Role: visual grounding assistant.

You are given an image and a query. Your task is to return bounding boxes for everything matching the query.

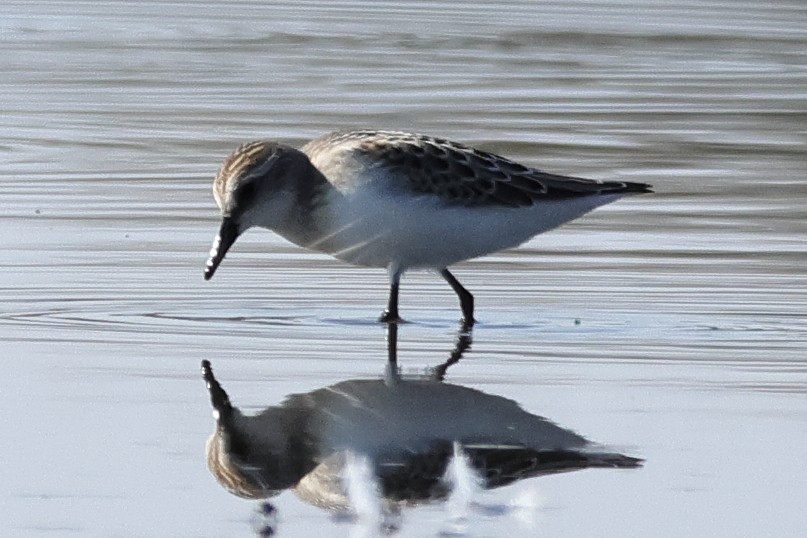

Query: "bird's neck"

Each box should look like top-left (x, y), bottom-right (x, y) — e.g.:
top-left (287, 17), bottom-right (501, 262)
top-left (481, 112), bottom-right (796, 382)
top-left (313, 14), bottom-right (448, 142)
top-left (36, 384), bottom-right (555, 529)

top-left (273, 160), bottom-right (341, 247)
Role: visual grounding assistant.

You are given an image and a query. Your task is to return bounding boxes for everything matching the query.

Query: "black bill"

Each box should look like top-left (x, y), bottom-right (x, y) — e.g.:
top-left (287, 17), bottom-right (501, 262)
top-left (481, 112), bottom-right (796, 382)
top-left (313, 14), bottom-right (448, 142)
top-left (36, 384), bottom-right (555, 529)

top-left (204, 217), bottom-right (239, 280)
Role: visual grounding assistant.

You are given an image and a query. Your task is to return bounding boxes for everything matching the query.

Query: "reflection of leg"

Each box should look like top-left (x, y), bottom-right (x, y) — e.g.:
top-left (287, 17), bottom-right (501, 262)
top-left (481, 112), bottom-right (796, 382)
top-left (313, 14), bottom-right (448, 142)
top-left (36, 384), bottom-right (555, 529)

top-left (380, 501), bottom-right (402, 535)
top-left (386, 322), bottom-right (398, 367)
top-left (384, 322), bottom-right (400, 386)
top-left (440, 268), bottom-right (475, 326)
top-left (379, 267), bottom-right (403, 323)
top-left (431, 321), bottom-right (473, 382)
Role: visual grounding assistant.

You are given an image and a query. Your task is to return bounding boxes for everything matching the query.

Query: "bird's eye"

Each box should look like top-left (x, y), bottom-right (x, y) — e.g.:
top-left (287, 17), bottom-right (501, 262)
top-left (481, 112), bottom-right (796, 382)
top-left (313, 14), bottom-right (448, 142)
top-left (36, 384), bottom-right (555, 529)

top-left (237, 182), bottom-right (257, 204)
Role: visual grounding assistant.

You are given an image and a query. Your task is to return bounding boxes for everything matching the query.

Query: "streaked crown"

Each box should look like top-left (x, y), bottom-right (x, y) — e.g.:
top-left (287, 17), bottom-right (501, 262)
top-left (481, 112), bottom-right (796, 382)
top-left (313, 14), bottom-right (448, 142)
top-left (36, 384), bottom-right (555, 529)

top-left (213, 141), bottom-right (279, 213)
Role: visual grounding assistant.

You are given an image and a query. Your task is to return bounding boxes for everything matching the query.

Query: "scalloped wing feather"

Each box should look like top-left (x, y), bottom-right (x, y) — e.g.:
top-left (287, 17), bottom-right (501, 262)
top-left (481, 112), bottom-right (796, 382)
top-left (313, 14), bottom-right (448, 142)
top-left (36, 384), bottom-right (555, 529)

top-left (303, 130), bottom-right (651, 208)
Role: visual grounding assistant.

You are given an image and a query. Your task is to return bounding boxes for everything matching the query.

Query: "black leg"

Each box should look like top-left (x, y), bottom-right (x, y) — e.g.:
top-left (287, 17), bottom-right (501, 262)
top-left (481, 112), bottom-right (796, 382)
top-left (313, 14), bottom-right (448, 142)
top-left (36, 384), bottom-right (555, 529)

top-left (440, 268), bottom-right (475, 327)
top-left (379, 270), bottom-right (403, 323)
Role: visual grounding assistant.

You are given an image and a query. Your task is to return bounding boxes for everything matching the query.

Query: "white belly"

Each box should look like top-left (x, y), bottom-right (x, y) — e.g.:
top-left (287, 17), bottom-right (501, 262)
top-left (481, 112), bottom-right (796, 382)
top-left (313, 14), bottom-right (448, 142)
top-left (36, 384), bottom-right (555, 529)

top-left (299, 188), bottom-right (621, 270)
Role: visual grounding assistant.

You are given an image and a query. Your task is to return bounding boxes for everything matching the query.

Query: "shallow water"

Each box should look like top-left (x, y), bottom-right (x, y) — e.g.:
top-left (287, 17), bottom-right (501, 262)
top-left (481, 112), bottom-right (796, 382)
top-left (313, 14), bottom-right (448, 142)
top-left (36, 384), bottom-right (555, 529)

top-left (1, 1), bottom-right (806, 536)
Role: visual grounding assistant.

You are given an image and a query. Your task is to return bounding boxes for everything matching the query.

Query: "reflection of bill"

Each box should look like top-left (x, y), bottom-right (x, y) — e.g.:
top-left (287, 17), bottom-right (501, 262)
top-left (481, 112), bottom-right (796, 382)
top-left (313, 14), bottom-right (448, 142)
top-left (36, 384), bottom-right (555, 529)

top-left (201, 360), bottom-right (642, 510)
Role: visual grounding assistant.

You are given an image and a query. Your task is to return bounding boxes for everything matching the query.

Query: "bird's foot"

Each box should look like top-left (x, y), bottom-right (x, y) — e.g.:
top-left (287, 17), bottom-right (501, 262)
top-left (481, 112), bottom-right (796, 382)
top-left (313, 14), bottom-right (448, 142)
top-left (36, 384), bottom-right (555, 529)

top-left (459, 317), bottom-right (476, 333)
top-left (379, 310), bottom-right (406, 324)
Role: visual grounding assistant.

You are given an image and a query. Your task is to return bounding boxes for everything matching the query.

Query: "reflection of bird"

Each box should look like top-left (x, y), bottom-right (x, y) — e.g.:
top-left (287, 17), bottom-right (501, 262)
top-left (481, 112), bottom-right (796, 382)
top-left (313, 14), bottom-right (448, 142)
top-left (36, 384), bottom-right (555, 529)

top-left (203, 130), bottom-right (652, 325)
top-left (202, 360), bottom-right (642, 507)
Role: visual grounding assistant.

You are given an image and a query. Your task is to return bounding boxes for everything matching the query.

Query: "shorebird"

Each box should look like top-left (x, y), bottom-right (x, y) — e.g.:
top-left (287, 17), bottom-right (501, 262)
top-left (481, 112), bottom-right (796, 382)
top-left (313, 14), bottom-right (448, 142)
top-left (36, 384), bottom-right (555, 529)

top-left (203, 130), bottom-right (651, 324)
top-left (201, 360), bottom-right (642, 505)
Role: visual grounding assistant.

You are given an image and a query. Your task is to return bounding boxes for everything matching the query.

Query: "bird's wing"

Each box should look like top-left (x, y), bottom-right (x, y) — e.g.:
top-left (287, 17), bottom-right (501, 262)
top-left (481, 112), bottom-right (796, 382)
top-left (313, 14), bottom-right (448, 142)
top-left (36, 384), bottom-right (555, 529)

top-left (304, 130), bottom-right (651, 208)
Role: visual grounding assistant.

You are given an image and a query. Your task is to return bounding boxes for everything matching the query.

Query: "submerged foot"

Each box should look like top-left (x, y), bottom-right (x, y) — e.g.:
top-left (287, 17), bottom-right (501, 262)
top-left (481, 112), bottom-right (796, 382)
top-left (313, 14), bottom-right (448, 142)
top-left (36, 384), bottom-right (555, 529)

top-left (459, 316), bottom-right (476, 332)
top-left (379, 310), bottom-right (406, 324)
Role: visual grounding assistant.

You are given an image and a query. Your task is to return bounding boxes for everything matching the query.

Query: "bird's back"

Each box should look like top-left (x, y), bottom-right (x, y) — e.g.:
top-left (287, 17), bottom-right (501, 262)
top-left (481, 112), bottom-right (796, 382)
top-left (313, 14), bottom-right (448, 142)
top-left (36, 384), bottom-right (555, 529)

top-left (302, 129), bottom-right (651, 206)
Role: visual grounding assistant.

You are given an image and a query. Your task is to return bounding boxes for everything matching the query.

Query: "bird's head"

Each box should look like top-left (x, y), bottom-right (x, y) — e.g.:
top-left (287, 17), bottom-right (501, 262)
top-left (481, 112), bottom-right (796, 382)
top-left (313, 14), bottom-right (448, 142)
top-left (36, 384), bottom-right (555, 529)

top-left (204, 141), bottom-right (304, 280)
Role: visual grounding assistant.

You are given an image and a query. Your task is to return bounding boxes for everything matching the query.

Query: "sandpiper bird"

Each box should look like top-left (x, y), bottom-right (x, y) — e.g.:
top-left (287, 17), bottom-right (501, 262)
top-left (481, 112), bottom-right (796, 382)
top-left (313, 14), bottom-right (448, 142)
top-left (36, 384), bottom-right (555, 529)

top-left (201, 360), bottom-right (642, 505)
top-left (204, 130), bottom-right (652, 324)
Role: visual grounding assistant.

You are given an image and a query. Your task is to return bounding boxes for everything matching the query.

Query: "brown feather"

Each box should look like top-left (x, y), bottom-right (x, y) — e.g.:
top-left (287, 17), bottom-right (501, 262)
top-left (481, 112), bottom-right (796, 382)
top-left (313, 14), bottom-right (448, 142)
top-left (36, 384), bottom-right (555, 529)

top-left (305, 130), bottom-right (651, 208)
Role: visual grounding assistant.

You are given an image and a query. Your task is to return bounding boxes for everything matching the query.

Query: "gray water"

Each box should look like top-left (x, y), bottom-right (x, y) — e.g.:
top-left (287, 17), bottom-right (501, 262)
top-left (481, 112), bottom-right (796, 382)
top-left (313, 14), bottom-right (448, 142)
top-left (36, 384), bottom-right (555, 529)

top-left (2, 0), bottom-right (806, 536)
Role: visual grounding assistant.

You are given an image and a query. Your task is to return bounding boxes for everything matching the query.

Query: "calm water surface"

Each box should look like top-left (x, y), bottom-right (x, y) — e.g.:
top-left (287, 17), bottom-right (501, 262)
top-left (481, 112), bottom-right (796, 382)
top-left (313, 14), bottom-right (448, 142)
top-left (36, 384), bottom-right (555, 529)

top-left (1, 1), bottom-right (806, 536)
